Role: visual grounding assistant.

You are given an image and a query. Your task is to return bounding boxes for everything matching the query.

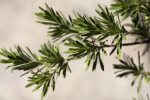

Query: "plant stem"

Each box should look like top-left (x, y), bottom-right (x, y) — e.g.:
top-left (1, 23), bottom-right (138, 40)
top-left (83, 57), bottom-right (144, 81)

top-left (126, 32), bottom-right (150, 38)
top-left (66, 39), bottom-right (150, 62)
top-left (101, 39), bottom-right (150, 48)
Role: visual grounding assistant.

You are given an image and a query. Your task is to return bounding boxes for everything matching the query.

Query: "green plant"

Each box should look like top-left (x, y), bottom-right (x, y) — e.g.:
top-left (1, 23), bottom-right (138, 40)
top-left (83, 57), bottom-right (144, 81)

top-left (0, 0), bottom-right (150, 99)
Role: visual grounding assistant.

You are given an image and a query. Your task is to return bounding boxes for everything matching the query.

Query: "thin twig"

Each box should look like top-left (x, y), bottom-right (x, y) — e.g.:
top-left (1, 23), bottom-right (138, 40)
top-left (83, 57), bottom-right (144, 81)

top-left (101, 39), bottom-right (150, 48)
top-left (126, 32), bottom-right (150, 38)
top-left (66, 39), bottom-right (150, 62)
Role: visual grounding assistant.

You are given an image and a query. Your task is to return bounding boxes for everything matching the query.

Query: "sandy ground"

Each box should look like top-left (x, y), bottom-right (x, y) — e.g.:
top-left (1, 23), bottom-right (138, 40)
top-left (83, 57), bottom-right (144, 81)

top-left (0, 0), bottom-right (150, 100)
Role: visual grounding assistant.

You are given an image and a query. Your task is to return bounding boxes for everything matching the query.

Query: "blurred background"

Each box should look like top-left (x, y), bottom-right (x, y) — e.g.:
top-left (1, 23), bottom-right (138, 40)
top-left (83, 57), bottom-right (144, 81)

top-left (0, 0), bottom-right (150, 100)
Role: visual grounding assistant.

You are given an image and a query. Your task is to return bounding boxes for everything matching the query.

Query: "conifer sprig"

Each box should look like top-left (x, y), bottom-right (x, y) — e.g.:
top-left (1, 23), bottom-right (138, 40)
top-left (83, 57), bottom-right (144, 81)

top-left (114, 52), bottom-right (150, 93)
top-left (1, 0), bottom-right (150, 99)
top-left (0, 42), bottom-right (71, 99)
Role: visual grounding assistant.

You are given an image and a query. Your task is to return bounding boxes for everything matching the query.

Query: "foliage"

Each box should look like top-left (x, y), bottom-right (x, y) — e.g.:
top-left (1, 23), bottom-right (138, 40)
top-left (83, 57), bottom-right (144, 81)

top-left (35, 3), bottom-right (77, 41)
top-left (0, 42), bottom-right (71, 99)
top-left (113, 52), bottom-right (150, 93)
top-left (64, 35), bottom-right (104, 71)
top-left (0, 0), bottom-right (150, 99)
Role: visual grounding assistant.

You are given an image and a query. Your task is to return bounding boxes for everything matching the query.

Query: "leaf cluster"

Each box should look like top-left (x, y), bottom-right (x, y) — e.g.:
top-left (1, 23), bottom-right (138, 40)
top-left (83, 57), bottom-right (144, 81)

top-left (0, 42), bottom-right (71, 99)
top-left (35, 3), bottom-right (128, 72)
top-left (0, 46), bottom-right (41, 71)
top-left (113, 52), bottom-right (150, 93)
top-left (64, 35), bottom-right (105, 71)
top-left (111, 0), bottom-right (142, 22)
top-left (35, 3), bottom-right (76, 41)
top-left (36, 4), bottom-right (127, 60)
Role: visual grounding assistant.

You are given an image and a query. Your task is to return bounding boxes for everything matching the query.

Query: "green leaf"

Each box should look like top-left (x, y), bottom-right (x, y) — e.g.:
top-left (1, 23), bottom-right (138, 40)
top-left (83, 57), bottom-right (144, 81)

top-left (62, 64), bottom-right (68, 78)
top-left (13, 61), bottom-right (41, 71)
top-left (51, 76), bottom-right (55, 92)
top-left (138, 51), bottom-right (141, 66)
top-left (112, 34), bottom-right (119, 44)
top-left (144, 77), bottom-right (150, 83)
top-left (117, 38), bottom-right (122, 60)
top-left (110, 3), bottom-right (122, 10)
top-left (26, 46), bottom-right (38, 61)
top-left (116, 71), bottom-right (133, 77)
top-left (121, 12), bottom-right (130, 22)
top-left (32, 80), bottom-right (46, 92)
top-left (0, 59), bottom-right (13, 63)
top-left (110, 46), bottom-right (117, 56)
top-left (98, 51), bottom-right (104, 71)
top-left (102, 48), bottom-right (107, 56)
top-left (63, 49), bottom-right (81, 54)
top-left (35, 12), bottom-right (45, 19)
top-left (131, 75), bottom-right (140, 86)
top-left (26, 82), bottom-right (35, 88)
top-left (137, 76), bottom-right (143, 93)
top-left (92, 52), bottom-right (98, 72)
top-left (41, 79), bottom-right (51, 100)
top-left (86, 52), bottom-right (94, 71)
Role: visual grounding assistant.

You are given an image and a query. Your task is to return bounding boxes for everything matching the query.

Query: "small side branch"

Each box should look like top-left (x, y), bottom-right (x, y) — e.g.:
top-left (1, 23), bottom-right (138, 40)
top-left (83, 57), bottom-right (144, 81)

top-left (101, 39), bottom-right (150, 48)
top-left (126, 32), bottom-right (150, 39)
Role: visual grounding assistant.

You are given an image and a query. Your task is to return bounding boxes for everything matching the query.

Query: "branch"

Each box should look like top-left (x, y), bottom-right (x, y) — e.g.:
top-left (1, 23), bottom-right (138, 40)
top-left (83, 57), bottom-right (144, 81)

top-left (66, 39), bottom-right (150, 62)
top-left (126, 32), bottom-right (150, 38)
top-left (101, 39), bottom-right (150, 48)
